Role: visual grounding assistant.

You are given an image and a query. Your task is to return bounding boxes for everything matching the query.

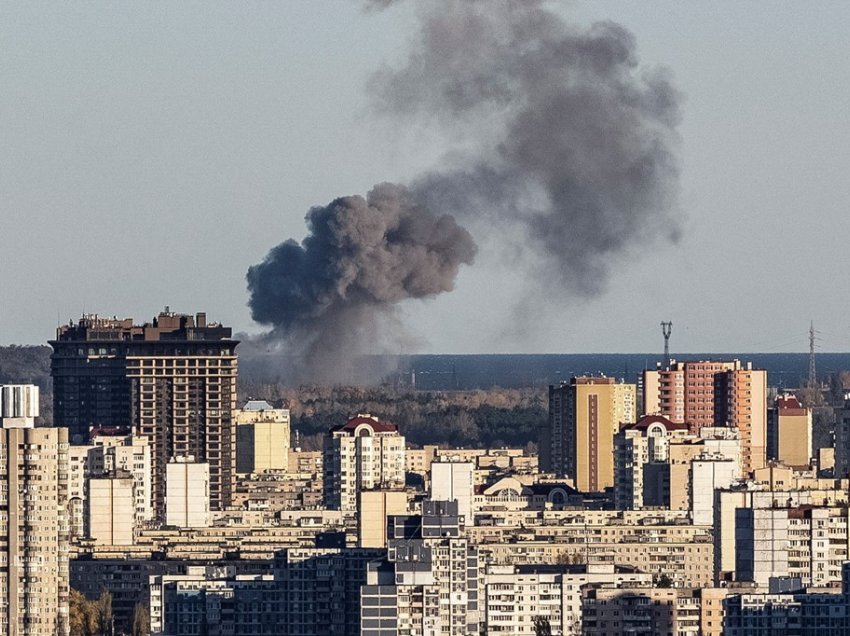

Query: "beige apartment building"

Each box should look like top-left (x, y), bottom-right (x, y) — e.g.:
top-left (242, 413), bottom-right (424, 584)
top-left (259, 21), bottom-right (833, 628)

top-left (472, 509), bottom-right (714, 587)
top-left (235, 400), bottom-right (291, 474)
top-left (88, 475), bottom-right (135, 545)
top-left (0, 385), bottom-right (70, 636)
top-left (357, 490), bottom-right (407, 548)
top-left (581, 586), bottom-right (730, 636)
top-left (483, 562), bottom-right (652, 635)
top-left (768, 394), bottom-right (812, 468)
top-left (548, 377), bottom-right (636, 492)
top-left (713, 469), bottom-right (850, 583)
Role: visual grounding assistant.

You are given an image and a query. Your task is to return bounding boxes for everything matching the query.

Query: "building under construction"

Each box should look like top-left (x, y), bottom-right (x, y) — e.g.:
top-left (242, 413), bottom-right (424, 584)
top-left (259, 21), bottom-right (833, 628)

top-left (50, 309), bottom-right (238, 517)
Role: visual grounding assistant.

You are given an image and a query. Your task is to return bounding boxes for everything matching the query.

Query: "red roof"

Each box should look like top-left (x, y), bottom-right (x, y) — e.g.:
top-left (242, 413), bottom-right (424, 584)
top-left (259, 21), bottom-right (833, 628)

top-left (330, 415), bottom-right (398, 435)
top-left (776, 395), bottom-right (806, 416)
top-left (620, 414), bottom-right (689, 433)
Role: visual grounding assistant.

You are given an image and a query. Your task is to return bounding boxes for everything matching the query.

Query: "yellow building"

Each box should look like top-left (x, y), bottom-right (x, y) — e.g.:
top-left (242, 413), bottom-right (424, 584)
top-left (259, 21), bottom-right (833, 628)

top-left (549, 377), bottom-right (636, 492)
top-left (768, 394), bottom-right (812, 469)
top-left (235, 400), bottom-right (291, 474)
top-left (357, 490), bottom-right (408, 548)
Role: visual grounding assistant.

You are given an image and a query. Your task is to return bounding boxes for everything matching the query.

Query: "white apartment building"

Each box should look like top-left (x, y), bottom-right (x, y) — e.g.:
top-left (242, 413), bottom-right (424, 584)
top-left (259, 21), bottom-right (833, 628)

top-left (88, 476), bottom-right (135, 545)
top-left (430, 461), bottom-right (474, 524)
top-left (736, 504), bottom-right (850, 588)
top-left (483, 562), bottom-right (652, 635)
top-left (165, 458), bottom-right (210, 528)
top-left (323, 414), bottom-right (405, 512)
top-left (0, 385), bottom-right (70, 636)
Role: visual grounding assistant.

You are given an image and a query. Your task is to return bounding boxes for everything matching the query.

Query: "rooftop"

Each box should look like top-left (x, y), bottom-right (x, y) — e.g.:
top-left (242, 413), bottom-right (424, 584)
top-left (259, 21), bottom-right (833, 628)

top-left (330, 414), bottom-right (398, 435)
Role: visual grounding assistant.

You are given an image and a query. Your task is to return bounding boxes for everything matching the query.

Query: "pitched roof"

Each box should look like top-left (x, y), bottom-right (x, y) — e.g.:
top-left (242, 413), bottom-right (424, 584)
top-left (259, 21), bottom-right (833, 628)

top-left (620, 414), bottom-right (689, 433)
top-left (330, 414), bottom-right (398, 434)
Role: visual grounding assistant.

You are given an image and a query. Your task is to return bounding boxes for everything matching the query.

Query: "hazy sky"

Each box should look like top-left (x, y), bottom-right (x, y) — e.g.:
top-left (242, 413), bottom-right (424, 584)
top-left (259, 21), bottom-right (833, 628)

top-left (2, 2), bottom-right (850, 353)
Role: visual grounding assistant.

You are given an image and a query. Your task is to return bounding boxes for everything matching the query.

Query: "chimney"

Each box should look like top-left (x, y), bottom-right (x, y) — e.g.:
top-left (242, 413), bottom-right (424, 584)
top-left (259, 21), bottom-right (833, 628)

top-left (196, 312), bottom-right (207, 328)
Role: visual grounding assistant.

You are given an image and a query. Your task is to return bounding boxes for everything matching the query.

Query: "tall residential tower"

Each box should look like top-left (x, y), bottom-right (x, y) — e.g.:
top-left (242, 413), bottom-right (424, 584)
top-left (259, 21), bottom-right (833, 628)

top-left (546, 377), bottom-right (636, 492)
top-left (0, 385), bottom-right (70, 636)
top-left (50, 310), bottom-right (238, 515)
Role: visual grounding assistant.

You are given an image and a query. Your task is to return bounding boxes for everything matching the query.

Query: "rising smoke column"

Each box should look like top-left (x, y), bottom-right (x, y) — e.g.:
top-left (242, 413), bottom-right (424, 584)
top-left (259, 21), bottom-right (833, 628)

top-left (247, 0), bottom-right (681, 380)
top-left (246, 183), bottom-right (476, 381)
top-left (371, 0), bottom-right (682, 295)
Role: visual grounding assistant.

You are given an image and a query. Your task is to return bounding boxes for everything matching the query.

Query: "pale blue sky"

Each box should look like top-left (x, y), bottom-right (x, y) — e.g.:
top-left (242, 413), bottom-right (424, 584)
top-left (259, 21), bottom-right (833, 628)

top-left (2, 2), bottom-right (849, 353)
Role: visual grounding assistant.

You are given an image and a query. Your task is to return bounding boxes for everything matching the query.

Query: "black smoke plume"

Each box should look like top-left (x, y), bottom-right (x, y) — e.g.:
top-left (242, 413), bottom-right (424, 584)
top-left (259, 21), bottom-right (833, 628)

top-left (246, 183), bottom-right (476, 382)
top-left (247, 0), bottom-right (681, 381)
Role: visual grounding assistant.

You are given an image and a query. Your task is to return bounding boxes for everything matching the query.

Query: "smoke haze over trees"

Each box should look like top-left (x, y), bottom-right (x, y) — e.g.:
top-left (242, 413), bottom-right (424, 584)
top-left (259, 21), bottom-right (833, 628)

top-left (246, 0), bottom-right (682, 382)
top-left (246, 184), bottom-right (476, 383)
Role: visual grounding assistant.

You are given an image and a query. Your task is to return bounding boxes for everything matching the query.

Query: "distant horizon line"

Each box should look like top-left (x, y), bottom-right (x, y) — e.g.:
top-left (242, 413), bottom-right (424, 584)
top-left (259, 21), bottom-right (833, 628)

top-left (4, 343), bottom-right (850, 356)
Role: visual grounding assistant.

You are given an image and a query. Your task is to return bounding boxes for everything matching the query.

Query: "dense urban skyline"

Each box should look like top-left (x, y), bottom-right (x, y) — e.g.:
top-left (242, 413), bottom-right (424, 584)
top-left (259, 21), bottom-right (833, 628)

top-left (3, 2), bottom-right (850, 353)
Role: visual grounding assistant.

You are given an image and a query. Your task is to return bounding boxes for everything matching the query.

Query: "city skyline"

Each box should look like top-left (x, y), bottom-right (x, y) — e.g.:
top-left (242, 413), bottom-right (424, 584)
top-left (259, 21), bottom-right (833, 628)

top-left (3, 2), bottom-right (850, 354)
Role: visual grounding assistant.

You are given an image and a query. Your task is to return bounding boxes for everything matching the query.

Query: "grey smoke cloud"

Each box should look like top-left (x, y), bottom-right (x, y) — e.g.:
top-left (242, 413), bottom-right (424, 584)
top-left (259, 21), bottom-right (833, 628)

top-left (371, 0), bottom-right (681, 296)
top-left (246, 183), bottom-right (476, 381)
top-left (247, 0), bottom-right (681, 379)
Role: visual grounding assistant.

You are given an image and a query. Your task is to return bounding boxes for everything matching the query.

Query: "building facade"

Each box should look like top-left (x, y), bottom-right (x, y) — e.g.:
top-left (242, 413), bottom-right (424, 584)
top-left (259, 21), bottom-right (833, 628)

top-left (0, 385), bottom-right (70, 636)
top-left (50, 311), bottom-right (238, 515)
top-left (235, 400), bottom-right (290, 474)
top-left (547, 377), bottom-right (636, 491)
top-left (767, 394), bottom-right (812, 469)
top-left (644, 360), bottom-right (767, 475)
top-left (323, 415), bottom-right (405, 513)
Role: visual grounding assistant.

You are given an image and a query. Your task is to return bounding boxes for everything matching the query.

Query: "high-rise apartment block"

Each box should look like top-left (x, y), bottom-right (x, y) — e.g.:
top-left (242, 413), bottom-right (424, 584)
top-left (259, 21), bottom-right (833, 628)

top-left (546, 377), bottom-right (636, 491)
top-left (50, 310), bottom-right (238, 515)
top-left (614, 415), bottom-right (690, 509)
top-left (323, 414), bottom-right (405, 512)
top-left (361, 500), bottom-right (480, 636)
top-left (0, 384), bottom-right (39, 428)
top-left (88, 475), bottom-right (135, 545)
top-left (430, 460), bottom-right (474, 524)
top-left (0, 385), bottom-right (70, 636)
top-left (235, 400), bottom-right (290, 474)
top-left (644, 360), bottom-right (767, 474)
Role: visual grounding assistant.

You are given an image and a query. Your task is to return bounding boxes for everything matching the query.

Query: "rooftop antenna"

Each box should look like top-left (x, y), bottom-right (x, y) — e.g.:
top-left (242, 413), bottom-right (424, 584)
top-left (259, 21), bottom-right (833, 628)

top-left (661, 321), bottom-right (673, 369)
top-left (808, 320), bottom-right (817, 391)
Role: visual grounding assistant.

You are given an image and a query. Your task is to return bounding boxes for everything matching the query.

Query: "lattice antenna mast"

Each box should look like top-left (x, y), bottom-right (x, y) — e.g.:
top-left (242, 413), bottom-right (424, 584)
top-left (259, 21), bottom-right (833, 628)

top-left (661, 322), bottom-right (673, 369)
top-left (808, 320), bottom-right (817, 390)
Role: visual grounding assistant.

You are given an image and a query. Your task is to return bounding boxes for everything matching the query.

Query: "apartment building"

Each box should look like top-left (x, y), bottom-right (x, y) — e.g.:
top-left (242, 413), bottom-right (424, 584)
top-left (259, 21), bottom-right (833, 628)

top-left (546, 377), bottom-right (636, 491)
top-left (483, 562), bottom-right (651, 635)
top-left (235, 400), bottom-right (290, 474)
top-left (323, 414), bottom-right (405, 513)
top-left (361, 500), bottom-right (479, 636)
top-left (644, 360), bottom-right (767, 474)
top-left (0, 385), bottom-right (70, 636)
top-left (767, 394), bottom-right (813, 469)
top-left (50, 310), bottom-right (238, 515)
